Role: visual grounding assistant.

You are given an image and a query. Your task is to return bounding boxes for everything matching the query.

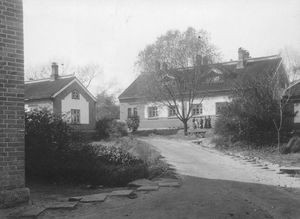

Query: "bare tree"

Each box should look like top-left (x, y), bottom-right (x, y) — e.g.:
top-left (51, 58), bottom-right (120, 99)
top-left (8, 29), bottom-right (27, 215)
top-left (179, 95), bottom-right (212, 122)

top-left (136, 27), bottom-right (219, 135)
top-left (75, 64), bottom-right (102, 88)
top-left (136, 27), bottom-right (220, 72)
top-left (25, 61), bottom-right (102, 88)
top-left (144, 60), bottom-right (212, 135)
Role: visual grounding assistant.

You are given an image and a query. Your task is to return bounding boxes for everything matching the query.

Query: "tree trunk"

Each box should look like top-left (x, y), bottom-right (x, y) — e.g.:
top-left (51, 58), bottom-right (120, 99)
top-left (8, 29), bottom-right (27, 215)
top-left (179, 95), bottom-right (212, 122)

top-left (277, 128), bottom-right (281, 153)
top-left (183, 120), bottom-right (188, 136)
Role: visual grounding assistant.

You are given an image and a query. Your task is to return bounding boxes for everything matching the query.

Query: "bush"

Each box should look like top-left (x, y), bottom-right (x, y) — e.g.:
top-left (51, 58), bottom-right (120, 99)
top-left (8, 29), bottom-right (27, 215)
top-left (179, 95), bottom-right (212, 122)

top-left (110, 120), bottom-right (128, 138)
top-left (134, 129), bottom-right (179, 136)
top-left (127, 115), bottom-right (140, 132)
top-left (95, 118), bottom-right (128, 140)
top-left (25, 110), bottom-right (146, 186)
top-left (95, 118), bottom-right (113, 139)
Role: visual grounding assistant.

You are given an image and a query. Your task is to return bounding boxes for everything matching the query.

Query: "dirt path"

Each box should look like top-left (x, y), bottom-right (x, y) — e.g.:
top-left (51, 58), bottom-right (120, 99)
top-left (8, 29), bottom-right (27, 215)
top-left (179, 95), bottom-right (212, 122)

top-left (143, 137), bottom-right (300, 188)
top-left (30, 136), bottom-right (300, 218)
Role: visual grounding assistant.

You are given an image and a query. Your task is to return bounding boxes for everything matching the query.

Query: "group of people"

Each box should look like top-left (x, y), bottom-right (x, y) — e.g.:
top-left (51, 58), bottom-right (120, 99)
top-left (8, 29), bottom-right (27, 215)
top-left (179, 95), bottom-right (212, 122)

top-left (192, 116), bottom-right (212, 129)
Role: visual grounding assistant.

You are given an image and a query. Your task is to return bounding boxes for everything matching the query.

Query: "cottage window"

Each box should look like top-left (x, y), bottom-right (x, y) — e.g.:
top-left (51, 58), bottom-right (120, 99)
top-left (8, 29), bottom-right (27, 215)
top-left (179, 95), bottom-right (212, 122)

top-left (128, 108), bottom-right (132, 118)
top-left (71, 109), bottom-right (80, 124)
top-left (72, 90), bottom-right (80, 99)
top-left (216, 102), bottom-right (228, 115)
top-left (148, 106), bottom-right (158, 118)
top-left (191, 104), bottom-right (203, 116)
top-left (168, 106), bottom-right (176, 117)
top-left (133, 107), bottom-right (138, 116)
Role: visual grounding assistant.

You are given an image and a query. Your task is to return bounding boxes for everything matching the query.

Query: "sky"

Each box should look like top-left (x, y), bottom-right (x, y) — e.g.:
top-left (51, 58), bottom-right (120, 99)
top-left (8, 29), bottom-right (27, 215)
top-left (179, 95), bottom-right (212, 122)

top-left (23, 0), bottom-right (300, 95)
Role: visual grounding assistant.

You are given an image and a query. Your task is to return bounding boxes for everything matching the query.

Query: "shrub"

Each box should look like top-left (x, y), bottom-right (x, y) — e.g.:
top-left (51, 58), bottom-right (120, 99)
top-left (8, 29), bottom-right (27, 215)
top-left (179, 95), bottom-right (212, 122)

top-left (126, 115), bottom-right (140, 132)
top-left (110, 120), bottom-right (128, 138)
top-left (95, 117), bottom-right (113, 139)
top-left (95, 118), bottom-right (128, 140)
top-left (25, 110), bottom-right (146, 186)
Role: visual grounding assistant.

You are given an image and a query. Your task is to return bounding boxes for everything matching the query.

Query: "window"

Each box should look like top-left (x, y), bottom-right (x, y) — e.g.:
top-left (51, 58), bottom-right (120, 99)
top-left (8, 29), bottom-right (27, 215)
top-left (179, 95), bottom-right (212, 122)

top-left (191, 104), bottom-right (202, 116)
top-left (128, 108), bottom-right (132, 118)
top-left (128, 107), bottom-right (138, 118)
top-left (71, 109), bottom-right (80, 124)
top-left (168, 106), bottom-right (176, 117)
top-left (133, 107), bottom-right (138, 116)
top-left (72, 90), bottom-right (80, 99)
top-left (148, 106), bottom-right (158, 118)
top-left (216, 102), bottom-right (228, 115)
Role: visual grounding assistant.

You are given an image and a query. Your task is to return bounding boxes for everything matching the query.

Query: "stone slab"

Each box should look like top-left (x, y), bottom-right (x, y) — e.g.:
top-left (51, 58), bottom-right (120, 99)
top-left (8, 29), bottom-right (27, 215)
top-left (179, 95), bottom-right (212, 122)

top-left (19, 206), bottom-right (46, 218)
top-left (137, 186), bottom-right (159, 191)
top-left (128, 179), bottom-right (158, 187)
top-left (69, 196), bottom-right (83, 201)
top-left (110, 190), bottom-right (134, 197)
top-left (45, 201), bottom-right (78, 210)
top-left (0, 188), bottom-right (30, 208)
top-left (79, 193), bottom-right (108, 203)
top-left (279, 167), bottom-right (300, 174)
top-left (158, 182), bottom-right (181, 187)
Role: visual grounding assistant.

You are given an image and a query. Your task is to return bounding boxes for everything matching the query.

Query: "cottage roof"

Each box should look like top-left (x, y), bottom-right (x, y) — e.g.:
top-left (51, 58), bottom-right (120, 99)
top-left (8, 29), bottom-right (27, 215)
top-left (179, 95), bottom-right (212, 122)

top-left (119, 55), bottom-right (283, 101)
top-left (25, 76), bottom-right (96, 101)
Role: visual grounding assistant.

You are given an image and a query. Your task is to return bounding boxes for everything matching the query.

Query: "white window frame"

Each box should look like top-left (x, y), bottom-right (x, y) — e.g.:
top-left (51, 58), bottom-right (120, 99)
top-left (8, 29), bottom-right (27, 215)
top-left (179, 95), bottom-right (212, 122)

top-left (148, 106), bottom-right (158, 118)
top-left (191, 104), bottom-right (203, 116)
top-left (71, 109), bottom-right (80, 124)
top-left (168, 105), bottom-right (176, 117)
top-left (72, 90), bottom-right (80, 100)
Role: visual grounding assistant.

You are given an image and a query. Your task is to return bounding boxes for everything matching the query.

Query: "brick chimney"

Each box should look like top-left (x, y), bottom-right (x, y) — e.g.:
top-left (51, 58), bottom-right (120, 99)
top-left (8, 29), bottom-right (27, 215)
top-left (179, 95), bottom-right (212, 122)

top-left (51, 62), bottom-right (59, 80)
top-left (236, 47), bottom-right (250, 69)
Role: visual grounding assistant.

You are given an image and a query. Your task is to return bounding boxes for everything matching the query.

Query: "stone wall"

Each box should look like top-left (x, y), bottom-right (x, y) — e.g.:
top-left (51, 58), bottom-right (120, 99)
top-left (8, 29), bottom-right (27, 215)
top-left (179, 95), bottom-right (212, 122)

top-left (0, 0), bottom-right (29, 207)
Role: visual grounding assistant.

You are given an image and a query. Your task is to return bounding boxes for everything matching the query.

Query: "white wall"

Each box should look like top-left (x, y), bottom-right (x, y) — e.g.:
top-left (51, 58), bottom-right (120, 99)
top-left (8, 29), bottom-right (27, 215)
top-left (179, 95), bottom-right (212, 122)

top-left (194, 96), bottom-right (231, 115)
top-left (25, 100), bottom-right (53, 112)
top-left (142, 96), bottom-right (230, 118)
top-left (61, 92), bottom-right (89, 124)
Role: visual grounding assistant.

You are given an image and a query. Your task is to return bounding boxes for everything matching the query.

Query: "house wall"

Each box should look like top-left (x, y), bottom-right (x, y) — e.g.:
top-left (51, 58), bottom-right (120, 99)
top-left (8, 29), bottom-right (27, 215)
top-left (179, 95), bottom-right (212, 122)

top-left (53, 81), bottom-right (96, 129)
top-left (61, 92), bottom-right (89, 124)
top-left (0, 0), bottom-right (29, 207)
top-left (120, 95), bottom-right (230, 130)
top-left (25, 99), bottom-right (53, 112)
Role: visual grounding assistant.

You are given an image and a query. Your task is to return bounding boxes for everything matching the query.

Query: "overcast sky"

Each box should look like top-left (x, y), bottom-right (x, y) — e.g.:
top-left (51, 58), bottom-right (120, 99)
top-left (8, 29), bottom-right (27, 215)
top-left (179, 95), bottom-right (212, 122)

top-left (23, 0), bottom-right (300, 95)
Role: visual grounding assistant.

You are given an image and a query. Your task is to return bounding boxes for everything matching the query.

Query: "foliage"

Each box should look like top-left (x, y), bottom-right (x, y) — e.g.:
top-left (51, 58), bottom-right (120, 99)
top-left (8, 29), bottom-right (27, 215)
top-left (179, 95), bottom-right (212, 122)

top-left (95, 118), bottom-right (128, 139)
top-left (126, 115), bottom-right (140, 132)
top-left (25, 110), bottom-right (146, 186)
top-left (214, 66), bottom-right (293, 145)
top-left (110, 120), bottom-right (128, 138)
top-left (134, 129), bottom-right (179, 136)
top-left (96, 91), bottom-right (120, 120)
top-left (95, 118), bottom-right (113, 139)
top-left (136, 27), bottom-right (219, 72)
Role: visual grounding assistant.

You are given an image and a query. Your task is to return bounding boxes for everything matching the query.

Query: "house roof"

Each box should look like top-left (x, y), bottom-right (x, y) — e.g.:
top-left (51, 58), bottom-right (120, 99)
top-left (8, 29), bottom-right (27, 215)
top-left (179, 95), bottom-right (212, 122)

top-left (119, 55), bottom-right (283, 101)
top-left (25, 76), bottom-right (96, 101)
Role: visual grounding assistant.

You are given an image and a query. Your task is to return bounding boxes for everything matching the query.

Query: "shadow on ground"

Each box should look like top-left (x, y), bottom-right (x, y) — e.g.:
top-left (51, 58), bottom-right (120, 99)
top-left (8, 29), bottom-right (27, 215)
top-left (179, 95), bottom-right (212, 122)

top-left (18, 175), bottom-right (300, 219)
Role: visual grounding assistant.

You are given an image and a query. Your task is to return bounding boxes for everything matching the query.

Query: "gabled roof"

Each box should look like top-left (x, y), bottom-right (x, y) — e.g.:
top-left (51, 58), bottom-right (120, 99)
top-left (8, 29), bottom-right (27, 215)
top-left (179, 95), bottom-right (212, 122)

top-left (25, 76), bottom-right (96, 101)
top-left (119, 55), bottom-right (283, 100)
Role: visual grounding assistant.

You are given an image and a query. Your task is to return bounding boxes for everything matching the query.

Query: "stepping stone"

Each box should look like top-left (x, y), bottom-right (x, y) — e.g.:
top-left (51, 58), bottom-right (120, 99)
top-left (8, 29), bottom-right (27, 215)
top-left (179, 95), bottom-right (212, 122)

top-left (128, 179), bottom-right (158, 187)
top-left (69, 196), bottom-right (83, 201)
top-left (45, 201), bottom-right (78, 210)
top-left (79, 193), bottom-right (108, 203)
top-left (110, 190), bottom-right (134, 197)
top-left (137, 185), bottom-right (159, 191)
top-left (280, 167), bottom-right (300, 174)
top-left (19, 206), bottom-right (46, 218)
top-left (158, 182), bottom-right (181, 187)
